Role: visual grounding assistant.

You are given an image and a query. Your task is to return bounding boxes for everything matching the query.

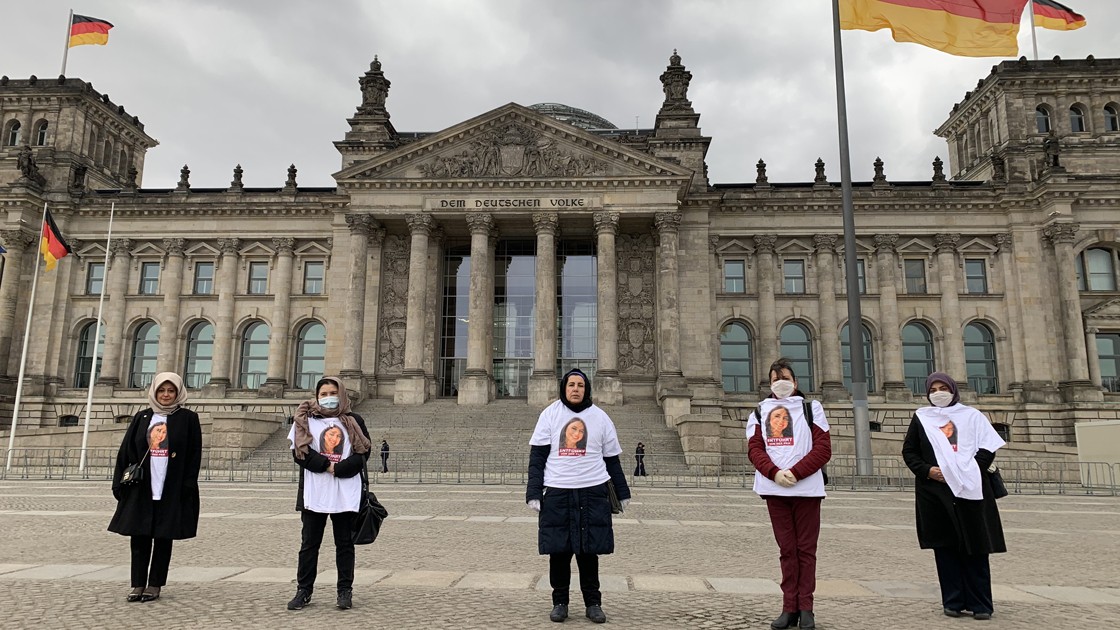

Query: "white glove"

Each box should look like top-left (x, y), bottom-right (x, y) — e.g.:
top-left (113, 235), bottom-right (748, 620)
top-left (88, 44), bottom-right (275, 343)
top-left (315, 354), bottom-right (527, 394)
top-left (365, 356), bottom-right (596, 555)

top-left (775, 470), bottom-right (797, 488)
top-left (620, 498), bottom-right (630, 511)
top-left (527, 499), bottom-right (541, 512)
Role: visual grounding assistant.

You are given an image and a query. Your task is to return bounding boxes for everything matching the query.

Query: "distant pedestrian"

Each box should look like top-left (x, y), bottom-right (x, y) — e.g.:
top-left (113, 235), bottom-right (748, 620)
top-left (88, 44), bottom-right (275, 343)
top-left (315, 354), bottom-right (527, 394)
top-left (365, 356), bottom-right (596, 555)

top-left (380, 440), bottom-right (390, 473)
top-left (633, 443), bottom-right (647, 476)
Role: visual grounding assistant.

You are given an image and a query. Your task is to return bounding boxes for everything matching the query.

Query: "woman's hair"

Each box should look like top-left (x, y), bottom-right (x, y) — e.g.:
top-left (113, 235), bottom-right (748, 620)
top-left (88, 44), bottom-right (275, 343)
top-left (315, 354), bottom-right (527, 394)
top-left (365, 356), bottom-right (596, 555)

top-left (560, 418), bottom-right (588, 449)
top-left (765, 406), bottom-right (794, 438)
top-left (315, 378), bottom-right (335, 397)
top-left (768, 357), bottom-right (796, 382)
top-left (321, 426), bottom-right (344, 454)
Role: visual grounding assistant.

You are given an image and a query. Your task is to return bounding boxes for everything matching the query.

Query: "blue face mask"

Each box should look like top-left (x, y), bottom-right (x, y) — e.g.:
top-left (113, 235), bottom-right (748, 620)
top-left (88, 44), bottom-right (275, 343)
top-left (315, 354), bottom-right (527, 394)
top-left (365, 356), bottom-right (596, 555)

top-left (318, 396), bottom-right (340, 409)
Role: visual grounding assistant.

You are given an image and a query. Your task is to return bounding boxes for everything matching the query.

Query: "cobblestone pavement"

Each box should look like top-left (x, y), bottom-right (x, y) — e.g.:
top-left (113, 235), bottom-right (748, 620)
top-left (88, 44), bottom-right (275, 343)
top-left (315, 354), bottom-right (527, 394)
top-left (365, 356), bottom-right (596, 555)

top-left (1, 480), bottom-right (1117, 629)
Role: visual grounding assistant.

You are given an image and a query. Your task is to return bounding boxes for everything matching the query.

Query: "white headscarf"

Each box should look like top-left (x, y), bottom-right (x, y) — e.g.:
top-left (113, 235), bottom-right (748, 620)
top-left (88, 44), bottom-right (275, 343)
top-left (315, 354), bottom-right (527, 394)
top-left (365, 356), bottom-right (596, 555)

top-left (916, 402), bottom-right (1005, 500)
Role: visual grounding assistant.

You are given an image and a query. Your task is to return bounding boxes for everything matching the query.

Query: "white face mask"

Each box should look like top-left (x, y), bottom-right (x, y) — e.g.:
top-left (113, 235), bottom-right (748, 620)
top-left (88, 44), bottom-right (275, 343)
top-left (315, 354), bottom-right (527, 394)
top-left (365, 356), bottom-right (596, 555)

top-left (929, 391), bottom-right (954, 408)
top-left (770, 380), bottom-right (796, 399)
top-left (318, 396), bottom-right (340, 409)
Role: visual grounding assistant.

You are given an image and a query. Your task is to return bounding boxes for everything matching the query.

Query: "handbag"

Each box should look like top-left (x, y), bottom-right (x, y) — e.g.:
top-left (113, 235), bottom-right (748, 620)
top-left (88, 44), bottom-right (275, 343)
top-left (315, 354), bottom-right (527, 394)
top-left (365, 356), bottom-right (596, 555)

top-left (352, 462), bottom-right (389, 545)
top-left (606, 480), bottom-right (623, 514)
top-left (119, 449), bottom-right (150, 486)
top-left (988, 463), bottom-right (1009, 499)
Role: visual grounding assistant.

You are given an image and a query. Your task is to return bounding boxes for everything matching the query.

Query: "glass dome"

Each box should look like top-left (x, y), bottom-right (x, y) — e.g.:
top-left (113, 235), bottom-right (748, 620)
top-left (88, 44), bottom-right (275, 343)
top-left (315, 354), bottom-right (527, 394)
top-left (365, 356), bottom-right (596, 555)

top-left (528, 103), bottom-right (617, 130)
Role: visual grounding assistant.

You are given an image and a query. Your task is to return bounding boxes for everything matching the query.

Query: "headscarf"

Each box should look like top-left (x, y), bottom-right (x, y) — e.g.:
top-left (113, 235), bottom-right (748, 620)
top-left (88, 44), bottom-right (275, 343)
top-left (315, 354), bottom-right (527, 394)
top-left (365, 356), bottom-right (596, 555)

top-left (148, 372), bottom-right (187, 415)
top-left (291, 376), bottom-right (371, 460)
top-left (925, 371), bottom-right (961, 406)
top-left (916, 372), bottom-right (1005, 500)
top-left (560, 368), bottom-right (593, 413)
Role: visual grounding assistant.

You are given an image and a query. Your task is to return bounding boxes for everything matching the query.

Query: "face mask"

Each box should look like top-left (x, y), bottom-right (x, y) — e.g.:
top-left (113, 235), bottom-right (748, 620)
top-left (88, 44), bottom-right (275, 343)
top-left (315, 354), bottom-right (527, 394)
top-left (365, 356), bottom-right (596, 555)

top-left (318, 396), bottom-right (340, 409)
top-left (929, 391), bottom-right (954, 408)
top-left (770, 380), bottom-right (796, 399)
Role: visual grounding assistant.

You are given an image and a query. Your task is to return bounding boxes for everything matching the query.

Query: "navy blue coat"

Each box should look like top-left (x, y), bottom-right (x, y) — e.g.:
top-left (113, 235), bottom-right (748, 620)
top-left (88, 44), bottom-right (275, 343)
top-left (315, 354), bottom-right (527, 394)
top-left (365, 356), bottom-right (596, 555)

top-left (538, 483), bottom-right (616, 555)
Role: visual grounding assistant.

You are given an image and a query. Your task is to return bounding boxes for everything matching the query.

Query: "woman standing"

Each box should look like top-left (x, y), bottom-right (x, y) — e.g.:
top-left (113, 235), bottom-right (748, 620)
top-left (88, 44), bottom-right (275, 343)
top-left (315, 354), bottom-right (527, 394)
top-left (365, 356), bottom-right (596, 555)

top-left (902, 372), bottom-right (1006, 620)
top-left (108, 373), bottom-right (202, 603)
top-left (526, 369), bottom-right (630, 624)
top-left (286, 376), bottom-right (371, 611)
top-left (747, 358), bottom-right (831, 630)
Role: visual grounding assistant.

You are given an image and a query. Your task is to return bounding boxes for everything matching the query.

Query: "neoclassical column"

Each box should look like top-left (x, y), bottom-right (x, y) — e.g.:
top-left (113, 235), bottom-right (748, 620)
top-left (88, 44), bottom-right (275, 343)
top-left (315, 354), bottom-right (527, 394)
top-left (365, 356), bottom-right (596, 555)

top-left (594, 211), bottom-right (624, 404)
top-left (395, 213), bottom-right (434, 404)
top-left (814, 234), bottom-right (844, 398)
top-left (755, 234), bottom-right (778, 382)
top-left (995, 233), bottom-right (1026, 387)
top-left (341, 216), bottom-right (375, 383)
top-left (459, 213), bottom-right (493, 405)
top-left (207, 238), bottom-right (240, 391)
top-left (1044, 223), bottom-right (1091, 383)
top-left (528, 212), bottom-right (558, 408)
top-left (361, 227), bottom-right (386, 381)
top-left (655, 212), bottom-right (683, 380)
top-left (874, 234), bottom-right (907, 398)
top-left (0, 229), bottom-right (35, 373)
top-left (264, 237), bottom-right (296, 394)
top-left (935, 233), bottom-right (966, 384)
top-left (156, 238), bottom-right (186, 374)
top-left (1086, 326), bottom-right (1102, 388)
top-left (97, 238), bottom-right (133, 386)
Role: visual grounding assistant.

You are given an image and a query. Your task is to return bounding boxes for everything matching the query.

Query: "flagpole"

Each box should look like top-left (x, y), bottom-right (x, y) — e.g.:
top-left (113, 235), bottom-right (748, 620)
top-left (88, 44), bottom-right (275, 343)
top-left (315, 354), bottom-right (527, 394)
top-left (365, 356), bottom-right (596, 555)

top-left (1028, 0), bottom-right (1040, 60)
top-left (831, 0), bottom-right (873, 477)
top-left (61, 9), bottom-right (73, 76)
top-left (5, 202), bottom-right (48, 471)
top-left (78, 202), bottom-right (114, 473)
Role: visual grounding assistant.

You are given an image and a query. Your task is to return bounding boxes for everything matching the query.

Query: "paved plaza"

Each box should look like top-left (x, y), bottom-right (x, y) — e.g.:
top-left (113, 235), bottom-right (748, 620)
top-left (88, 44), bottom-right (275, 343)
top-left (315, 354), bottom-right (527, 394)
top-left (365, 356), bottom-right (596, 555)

top-left (0, 479), bottom-right (1117, 629)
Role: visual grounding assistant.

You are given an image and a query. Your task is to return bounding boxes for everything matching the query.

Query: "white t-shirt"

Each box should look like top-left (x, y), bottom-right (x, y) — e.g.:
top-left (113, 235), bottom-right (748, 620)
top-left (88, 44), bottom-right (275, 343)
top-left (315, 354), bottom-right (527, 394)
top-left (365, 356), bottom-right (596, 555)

top-left (287, 416), bottom-right (362, 513)
top-left (530, 401), bottom-right (622, 489)
top-left (147, 414), bottom-right (169, 500)
top-left (746, 397), bottom-right (829, 498)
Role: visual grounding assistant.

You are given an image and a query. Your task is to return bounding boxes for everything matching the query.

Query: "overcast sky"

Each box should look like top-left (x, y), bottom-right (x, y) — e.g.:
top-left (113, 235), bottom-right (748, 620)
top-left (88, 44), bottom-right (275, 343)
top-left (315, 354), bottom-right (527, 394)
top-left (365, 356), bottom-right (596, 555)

top-left (5, 1), bottom-right (1119, 189)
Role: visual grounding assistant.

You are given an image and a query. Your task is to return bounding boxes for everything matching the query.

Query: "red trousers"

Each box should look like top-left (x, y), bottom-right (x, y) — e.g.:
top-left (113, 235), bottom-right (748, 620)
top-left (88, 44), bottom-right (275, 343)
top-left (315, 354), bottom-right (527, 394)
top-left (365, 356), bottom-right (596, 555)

top-left (765, 496), bottom-right (823, 612)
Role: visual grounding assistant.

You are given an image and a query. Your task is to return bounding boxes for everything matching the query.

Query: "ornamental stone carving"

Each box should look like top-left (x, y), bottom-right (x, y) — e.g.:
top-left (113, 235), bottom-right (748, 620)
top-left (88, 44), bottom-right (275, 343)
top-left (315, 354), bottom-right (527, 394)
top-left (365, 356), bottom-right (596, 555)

top-left (405, 213), bottom-right (434, 236)
top-left (272, 237), bottom-right (295, 254)
top-left (0, 229), bottom-right (36, 249)
top-left (532, 212), bottom-right (559, 235)
top-left (934, 233), bottom-right (961, 252)
top-left (358, 56), bottom-right (391, 116)
top-left (163, 238), bottom-right (186, 256)
top-left (754, 234), bottom-right (777, 254)
top-left (345, 214), bottom-right (376, 235)
top-left (377, 234), bottom-right (411, 373)
top-left (368, 227), bottom-right (386, 247)
top-left (813, 234), bottom-right (838, 252)
top-left (873, 233), bottom-right (898, 253)
top-left (1043, 223), bottom-right (1079, 245)
top-left (617, 233), bottom-right (656, 376)
top-left (593, 212), bottom-right (620, 235)
top-left (110, 238), bottom-right (135, 257)
top-left (659, 49), bottom-right (694, 113)
top-left (418, 122), bottom-right (607, 178)
top-left (465, 213), bottom-right (494, 234)
top-left (932, 156), bottom-right (947, 183)
top-left (756, 159), bottom-right (768, 185)
top-left (994, 233), bottom-right (1013, 252)
top-left (654, 212), bottom-right (681, 235)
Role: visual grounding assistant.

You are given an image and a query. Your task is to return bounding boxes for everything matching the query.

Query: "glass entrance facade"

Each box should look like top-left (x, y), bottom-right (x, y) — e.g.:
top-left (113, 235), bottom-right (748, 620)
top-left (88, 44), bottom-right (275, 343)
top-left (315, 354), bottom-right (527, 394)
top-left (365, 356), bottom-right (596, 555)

top-left (493, 241), bottom-right (536, 397)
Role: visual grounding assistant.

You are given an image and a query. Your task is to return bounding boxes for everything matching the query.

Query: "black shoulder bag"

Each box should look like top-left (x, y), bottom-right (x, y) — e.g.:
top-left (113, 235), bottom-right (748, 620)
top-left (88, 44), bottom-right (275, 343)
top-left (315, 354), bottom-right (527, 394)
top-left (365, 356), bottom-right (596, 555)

top-left (352, 460), bottom-right (389, 545)
top-left (120, 449), bottom-right (150, 486)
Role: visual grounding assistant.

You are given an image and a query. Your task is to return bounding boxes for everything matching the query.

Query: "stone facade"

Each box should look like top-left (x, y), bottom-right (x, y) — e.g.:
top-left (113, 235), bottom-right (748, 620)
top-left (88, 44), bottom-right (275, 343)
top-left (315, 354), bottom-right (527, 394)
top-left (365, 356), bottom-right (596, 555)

top-left (1, 55), bottom-right (1119, 453)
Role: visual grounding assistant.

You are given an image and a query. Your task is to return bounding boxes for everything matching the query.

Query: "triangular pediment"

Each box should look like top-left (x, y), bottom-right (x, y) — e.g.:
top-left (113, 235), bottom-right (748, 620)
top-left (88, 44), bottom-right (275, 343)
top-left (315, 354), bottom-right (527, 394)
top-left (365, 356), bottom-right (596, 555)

top-left (334, 103), bottom-right (692, 184)
top-left (185, 242), bottom-right (220, 258)
top-left (1083, 298), bottom-right (1120, 322)
top-left (130, 242), bottom-right (165, 258)
top-left (716, 239), bottom-right (752, 256)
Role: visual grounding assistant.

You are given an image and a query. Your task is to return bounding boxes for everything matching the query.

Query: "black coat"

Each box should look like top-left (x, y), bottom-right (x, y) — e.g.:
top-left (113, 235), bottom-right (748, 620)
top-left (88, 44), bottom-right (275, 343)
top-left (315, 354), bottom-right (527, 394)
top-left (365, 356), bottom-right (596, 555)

top-left (528, 446), bottom-right (630, 556)
top-left (901, 415), bottom-right (1006, 555)
top-left (293, 413), bottom-right (371, 512)
top-left (108, 407), bottom-right (202, 540)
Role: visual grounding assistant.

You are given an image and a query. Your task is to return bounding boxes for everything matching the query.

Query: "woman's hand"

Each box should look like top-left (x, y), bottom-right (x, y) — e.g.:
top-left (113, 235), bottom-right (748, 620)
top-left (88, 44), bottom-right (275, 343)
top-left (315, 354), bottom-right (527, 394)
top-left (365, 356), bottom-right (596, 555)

top-left (928, 466), bottom-right (945, 483)
top-left (328, 462), bottom-right (336, 476)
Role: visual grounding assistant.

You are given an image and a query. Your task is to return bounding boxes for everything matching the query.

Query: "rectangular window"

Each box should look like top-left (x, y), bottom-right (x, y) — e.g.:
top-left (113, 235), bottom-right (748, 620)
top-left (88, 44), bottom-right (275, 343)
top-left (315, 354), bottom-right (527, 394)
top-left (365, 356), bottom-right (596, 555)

top-left (139, 262), bottom-right (160, 295)
top-left (248, 261), bottom-right (269, 294)
top-left (723, 260), bottom-right (745, 293)
top-left (965, 258), bottom-right (988, 294)
top-left (904, 259), bottom-right (927, 294)
top-left (856, 259), bottom-right (867, 294)
top-left (193, 261), bottom-right (214, 295)
top-left (303, 261), bottom-right (325, 295)
top-left (86, 262), bottom-right (105, 295)
top-left (783, 259), bottom-right (806, 294)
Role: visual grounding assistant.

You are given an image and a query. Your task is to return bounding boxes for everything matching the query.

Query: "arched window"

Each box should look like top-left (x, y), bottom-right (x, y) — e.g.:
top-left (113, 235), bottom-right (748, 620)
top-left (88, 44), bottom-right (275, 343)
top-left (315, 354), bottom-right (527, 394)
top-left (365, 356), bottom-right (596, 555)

top-left (102, 139), bottom-right (112, 167)
top-left (34, 121), bottom-right (48, 146)
top-left (129, 321), bottom-right (160, 389)
top-left (1035, 106), bottom-right (1051, 133)
top-left (1070, 105), bottom-right (1087, 133)
top-left (294, 321), bottom-right (326, 390)
top-left (74, 321), bottom-right (105, 388)
top-left (1075, 248), bottom-right (1117, 291)
top-left (841, 323), bottom-right (876, 393)
top-left (4, 120), bottom-right (20, 146)
top-left (1106, 105), bottom-right (1120, 132)
top-left (239, 321), bottom-right (270, 389)
top-left (902, 322), bottom-right (935, 394)
top-left (118, 149), bottom-right (127, 176)
top-left (184, 321), bottom-right (214, 389)
top-left (779, 322), bottom-right (814, 392)
top-left (1096, 333), bottom-right (1120, 392)
top-left (720, 322), bottom-right (753, 393)
top-left (964, 322), bottom-right (999, 394)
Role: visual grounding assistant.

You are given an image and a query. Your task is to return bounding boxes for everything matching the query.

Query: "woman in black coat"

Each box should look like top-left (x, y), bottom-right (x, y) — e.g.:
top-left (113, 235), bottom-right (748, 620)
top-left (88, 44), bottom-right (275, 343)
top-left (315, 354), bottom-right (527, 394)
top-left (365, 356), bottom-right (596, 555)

top-left (902, 372), bottom-right (1006, 620)
top-left (108, 372), bottom-right (202, 603)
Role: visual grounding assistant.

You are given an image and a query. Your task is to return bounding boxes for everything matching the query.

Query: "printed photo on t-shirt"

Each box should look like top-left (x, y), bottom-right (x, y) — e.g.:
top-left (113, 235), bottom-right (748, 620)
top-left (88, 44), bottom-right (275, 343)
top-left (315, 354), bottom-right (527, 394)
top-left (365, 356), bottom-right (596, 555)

top-left (939, 420), bottom-right (958, 452)
top-left (147, 421), bottom-right (169, 456)
top-left (764, 406), bottom-right (795, 447)
top-left (558, 417), bottom-right (588, 457)
top-left (319, 425), bottom-right (345, 463)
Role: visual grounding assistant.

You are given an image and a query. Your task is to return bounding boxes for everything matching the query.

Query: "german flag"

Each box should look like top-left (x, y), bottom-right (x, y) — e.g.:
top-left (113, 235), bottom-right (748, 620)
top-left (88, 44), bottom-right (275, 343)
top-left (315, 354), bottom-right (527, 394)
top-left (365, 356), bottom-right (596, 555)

top-left (69, 14), bottom-right (114, 48)
top-left (40, 210), bottom-right (72, 271)
top-left (1033, 0), bottom-right (1086, 31)
top-left (840, 0), bottom-right (1029, 57)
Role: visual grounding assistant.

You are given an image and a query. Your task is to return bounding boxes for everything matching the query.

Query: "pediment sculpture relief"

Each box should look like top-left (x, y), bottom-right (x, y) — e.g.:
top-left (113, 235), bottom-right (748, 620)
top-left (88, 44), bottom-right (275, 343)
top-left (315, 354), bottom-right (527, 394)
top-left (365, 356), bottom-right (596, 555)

top-left (419, 123), bottom-right (607, 178)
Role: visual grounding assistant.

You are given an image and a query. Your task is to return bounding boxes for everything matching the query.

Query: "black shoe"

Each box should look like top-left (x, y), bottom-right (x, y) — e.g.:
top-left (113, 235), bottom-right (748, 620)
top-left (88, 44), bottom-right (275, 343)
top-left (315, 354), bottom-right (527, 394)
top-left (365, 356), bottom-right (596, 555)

top-left (287, 588), bottom-right (312, 610)
top-left (943, 608), bottom-right (964, 618)
top-left (771, 611), bottom-right (800, 629)
top-left (974, 612), bottom-right (992, 620)
top-left (799, 610), bottom-right (815, 629)
top-left (336, 589), bottom-right (352, 610)
top-left (586, 605), bottom-right (606, 624)
top-left (126, 588), bottom-right (144, 603)
top-left (549, 604), bottom-right (568, 622)
top-left (139, 587), bottom-right (160, 602)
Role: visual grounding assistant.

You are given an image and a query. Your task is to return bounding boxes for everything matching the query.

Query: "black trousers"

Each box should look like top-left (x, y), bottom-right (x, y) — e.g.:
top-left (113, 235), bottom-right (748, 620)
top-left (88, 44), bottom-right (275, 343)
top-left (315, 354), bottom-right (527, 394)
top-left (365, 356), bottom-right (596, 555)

top-left (297, 510), bottom-right (357, 593)
top-left (130, 536), bottom-right (173, 588)
top-left (380, 454), bottom-right (389, 473)
top-left (634, 456), bottom-right (646, 476)
top-left (549, 552), bottom-right (601, 607)
top-left (934, 548), bottom-right (993, 615)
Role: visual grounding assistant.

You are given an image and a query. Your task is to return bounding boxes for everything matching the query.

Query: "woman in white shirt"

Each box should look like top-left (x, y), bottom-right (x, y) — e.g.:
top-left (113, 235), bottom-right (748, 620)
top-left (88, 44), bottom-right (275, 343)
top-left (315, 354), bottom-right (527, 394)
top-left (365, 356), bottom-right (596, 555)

top-left (286, 376), bottom-right (372, 611)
